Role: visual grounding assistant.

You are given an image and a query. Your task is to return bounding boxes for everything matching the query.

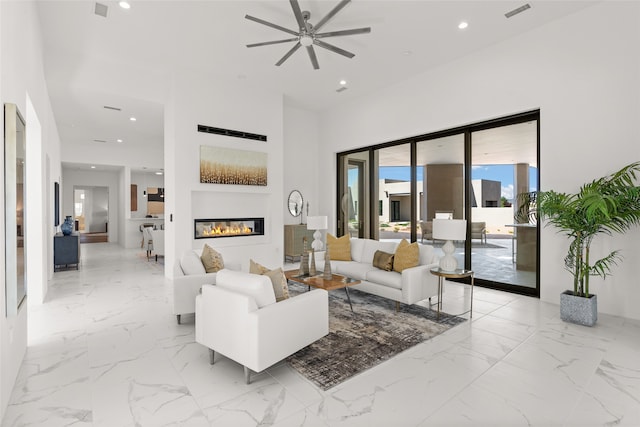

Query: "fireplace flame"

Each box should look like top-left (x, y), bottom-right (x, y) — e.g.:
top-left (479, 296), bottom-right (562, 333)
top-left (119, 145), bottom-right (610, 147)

top-left (202, 223), bottom-right (253, 237)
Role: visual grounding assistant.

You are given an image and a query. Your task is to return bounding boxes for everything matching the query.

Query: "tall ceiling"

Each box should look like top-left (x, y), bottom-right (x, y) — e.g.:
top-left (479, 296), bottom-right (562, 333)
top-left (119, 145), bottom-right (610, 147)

top-left (36, 0), bottom-right (594, 162)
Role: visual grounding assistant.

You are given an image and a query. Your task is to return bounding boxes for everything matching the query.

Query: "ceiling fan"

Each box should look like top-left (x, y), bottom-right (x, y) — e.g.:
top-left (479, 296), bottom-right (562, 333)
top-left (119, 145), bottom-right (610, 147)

top-left (245, 0), bottom-right (371, 70)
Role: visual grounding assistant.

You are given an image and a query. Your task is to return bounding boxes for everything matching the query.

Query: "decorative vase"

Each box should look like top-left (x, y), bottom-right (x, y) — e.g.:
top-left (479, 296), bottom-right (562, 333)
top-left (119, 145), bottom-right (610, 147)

top-left (560, 291), bottom-right (597, 326)
top-left (323, 245), bottom-right (332, 280)
top-left (309, 248), bottom-right (316, 275)
top-left (61, 216), bottom-right (74, 236)
top-left (298, 238), bottom-right (310, 276)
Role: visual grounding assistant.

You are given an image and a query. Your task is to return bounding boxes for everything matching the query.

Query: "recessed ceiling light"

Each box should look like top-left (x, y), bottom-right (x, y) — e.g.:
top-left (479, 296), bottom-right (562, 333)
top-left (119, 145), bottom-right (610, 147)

top-left (129, 117), bottom-right (137, 121)
top-left (119, 1), bottom-right (131, 9)
top-left (91, 166), bottom-right (96, 169)
top-left (339, 80), bottom-right (347, 86)
top-left (155, 171), bottom-right (163, 175)
top-left (117, 139), bottom-right (123, 143)
top-left (458, 21), bottom-right (469, 30)
top-left (402, 50), bottom-right (413, 56)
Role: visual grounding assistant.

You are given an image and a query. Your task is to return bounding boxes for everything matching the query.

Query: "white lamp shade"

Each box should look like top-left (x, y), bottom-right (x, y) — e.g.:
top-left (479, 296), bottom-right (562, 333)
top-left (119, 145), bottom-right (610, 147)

top-left (432, 219), bottom-right (467, 241)
top-left (307, 216), bottom-right (328, 231)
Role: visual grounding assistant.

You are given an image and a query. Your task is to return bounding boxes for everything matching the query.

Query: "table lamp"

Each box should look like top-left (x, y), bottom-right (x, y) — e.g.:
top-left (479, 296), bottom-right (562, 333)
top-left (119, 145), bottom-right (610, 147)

top-left (307, 216), bottom-right (328, 251)
top-left (432, 219), bottom-right (467, 271)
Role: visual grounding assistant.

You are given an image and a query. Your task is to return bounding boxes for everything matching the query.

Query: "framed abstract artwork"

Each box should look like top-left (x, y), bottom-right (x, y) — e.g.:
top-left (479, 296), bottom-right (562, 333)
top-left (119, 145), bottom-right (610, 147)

top-left (200, 146), bottom-right (267, 186)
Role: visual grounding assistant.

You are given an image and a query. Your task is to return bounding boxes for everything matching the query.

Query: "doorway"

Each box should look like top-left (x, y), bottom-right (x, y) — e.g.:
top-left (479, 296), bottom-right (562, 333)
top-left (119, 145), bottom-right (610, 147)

top-left (74, 186), bottom-right (109, 243)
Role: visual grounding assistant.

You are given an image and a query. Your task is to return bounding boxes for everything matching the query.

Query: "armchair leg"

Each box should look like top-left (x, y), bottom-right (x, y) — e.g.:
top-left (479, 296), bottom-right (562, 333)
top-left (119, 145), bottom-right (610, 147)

top-left (209, 349), bottom-right (215, 365)
top-left (176, 314), bottom-right (181, 324)
top-left (395, 301), bottom-right (400, 312)
top-left (244, 366), bottom-right (252, 384)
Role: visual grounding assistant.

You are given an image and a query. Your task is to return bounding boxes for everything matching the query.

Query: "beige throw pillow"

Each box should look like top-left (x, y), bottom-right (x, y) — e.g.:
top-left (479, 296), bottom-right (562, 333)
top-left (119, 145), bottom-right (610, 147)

top-left (327, 234), bottom-right (351, 261)
top-left (249, 259), bottom-right (290, 302)
top-left (393, 239), bottom-right (419, 273)
top-left (201, 244), bottom-right (224, 273)
top-left (372, 250), bottom-right (394, 271)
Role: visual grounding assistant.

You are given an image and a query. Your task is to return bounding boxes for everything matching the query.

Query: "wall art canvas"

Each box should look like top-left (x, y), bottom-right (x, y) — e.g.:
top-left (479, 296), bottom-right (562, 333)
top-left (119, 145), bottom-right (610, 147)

top-left (200, 146), bottom-right (267, 186)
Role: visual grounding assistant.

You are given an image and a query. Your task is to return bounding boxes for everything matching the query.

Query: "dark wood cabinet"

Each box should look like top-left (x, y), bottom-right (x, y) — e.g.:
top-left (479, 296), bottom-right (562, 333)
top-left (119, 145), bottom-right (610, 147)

top-left (54, 234), bottom-right (80, 271)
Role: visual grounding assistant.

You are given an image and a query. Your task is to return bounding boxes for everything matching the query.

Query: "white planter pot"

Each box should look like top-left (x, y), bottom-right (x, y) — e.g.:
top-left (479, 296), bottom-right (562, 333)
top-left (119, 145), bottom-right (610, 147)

top-left (560, 290), bottom-right (597, 327)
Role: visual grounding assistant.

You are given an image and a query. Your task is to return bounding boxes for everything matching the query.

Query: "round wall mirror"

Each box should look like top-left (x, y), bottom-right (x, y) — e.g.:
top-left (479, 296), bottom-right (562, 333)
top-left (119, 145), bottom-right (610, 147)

top-left (288, 190), bottom-right (304, 217)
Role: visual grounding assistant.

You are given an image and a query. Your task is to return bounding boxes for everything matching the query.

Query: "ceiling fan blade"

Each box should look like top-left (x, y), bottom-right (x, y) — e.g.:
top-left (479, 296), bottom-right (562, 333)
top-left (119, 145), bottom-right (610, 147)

top-left (247, 38), bottom-right (298, 48)
top-left (306, 46), bottom-right (320, 70)
top-left (245, 14), bottom-right (299, 37)
top-left (313, 39), bottom-right (355, 59)
top-left (276, 42), bottom-right (302, 66)
top-left (315, 27), bottom-right (371, 39)
top-left (314, 0), bottom-right (350, 32)
top-left (289, 0), bottom-right (306, 32)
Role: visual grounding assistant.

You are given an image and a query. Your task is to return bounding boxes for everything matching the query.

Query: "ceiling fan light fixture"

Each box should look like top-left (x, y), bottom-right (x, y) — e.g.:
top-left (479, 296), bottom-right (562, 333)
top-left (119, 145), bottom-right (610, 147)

top-left (300, 34), bottom-right (313, 47)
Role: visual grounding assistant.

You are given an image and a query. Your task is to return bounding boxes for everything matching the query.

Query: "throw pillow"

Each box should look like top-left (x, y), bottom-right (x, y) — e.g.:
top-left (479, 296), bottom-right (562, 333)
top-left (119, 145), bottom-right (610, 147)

top-left (327, 234), bottom-right (351, 261)
top-left (393, 239), bottom-right (419, 273)
top-left (201, 244), bottom-right (224, 273)
top-left (180, 250), bottom-right (206, 275)
top-left (249, 259), bottom-right (290, 302)
top-left (372, 250), bottom-right (394, 271)
top-left (249, 258), bottom-right (270, 275)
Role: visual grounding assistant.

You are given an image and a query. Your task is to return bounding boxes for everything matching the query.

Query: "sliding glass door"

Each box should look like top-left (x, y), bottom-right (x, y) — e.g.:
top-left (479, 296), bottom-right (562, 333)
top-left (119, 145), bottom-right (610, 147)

top-left (336, 111), bottom-right (539, 296)
top-left (338, 151), bottom-right (369, 238)
top-left (470, 120), bottom-right (538, 291)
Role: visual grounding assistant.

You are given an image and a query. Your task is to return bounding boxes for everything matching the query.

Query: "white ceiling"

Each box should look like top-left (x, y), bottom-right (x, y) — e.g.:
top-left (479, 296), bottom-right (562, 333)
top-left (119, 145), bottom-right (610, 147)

top-left (37, 0), bottom-right (593, 167)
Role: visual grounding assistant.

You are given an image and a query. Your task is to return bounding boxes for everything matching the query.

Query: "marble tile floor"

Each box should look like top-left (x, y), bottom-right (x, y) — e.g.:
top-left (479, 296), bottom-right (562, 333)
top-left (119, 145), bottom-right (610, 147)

top-left (2, 242), bottom-right (639, 426)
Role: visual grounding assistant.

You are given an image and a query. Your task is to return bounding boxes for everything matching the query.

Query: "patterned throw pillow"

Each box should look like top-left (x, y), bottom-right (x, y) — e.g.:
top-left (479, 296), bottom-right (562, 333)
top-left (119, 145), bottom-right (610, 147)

top-left (200, 244), bottom-right (224, 273)
top-left (372, 250), bottom-right (394, 271)
top-left (326, 234), bottom-right (351, 261)
top-left (393, 239), bottom-right (419, 273)
top-left (249, 259), bottom-right (290, 302)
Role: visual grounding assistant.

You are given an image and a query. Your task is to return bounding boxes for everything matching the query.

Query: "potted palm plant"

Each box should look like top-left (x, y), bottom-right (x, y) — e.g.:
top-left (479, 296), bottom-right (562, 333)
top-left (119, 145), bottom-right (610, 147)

top-left (538, 161), bottom-right (640, 326)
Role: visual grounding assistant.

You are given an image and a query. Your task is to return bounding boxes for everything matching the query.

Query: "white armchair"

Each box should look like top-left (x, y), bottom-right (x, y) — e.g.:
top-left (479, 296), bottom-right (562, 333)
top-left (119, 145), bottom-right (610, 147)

top-left (150, 229), bottom-right (164, 262)
top-left (195, 269), bottom-right (329, 384)
top-left (171, 249), bottom-right (241, 324)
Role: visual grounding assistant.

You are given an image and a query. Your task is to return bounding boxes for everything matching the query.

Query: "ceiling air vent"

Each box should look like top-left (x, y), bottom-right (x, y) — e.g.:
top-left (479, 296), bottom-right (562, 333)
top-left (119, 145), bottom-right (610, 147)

top-left (336, 87), bottom-right (348, 93)
top-left (94, 2), bottom-right (108, 18)
top-left (103, 105), bottom-right (121, 111)
top-left (197, 125), bottom-right (267, 142)
top-left (93, 139), bottom-right (107, 143)
top-left (505, 4), bottom-right (531, 18)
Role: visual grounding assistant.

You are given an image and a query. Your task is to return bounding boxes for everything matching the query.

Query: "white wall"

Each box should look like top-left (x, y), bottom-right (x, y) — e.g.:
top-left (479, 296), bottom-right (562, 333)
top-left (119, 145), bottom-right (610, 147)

top-left (318, 2), bottom-right (640, 319)
top-left (61, 169), bottom-right (119, 243)
top-left (283, 105), bottom-right (320, 225)
top-left (164, 71), bottom-right (284, 276)
top-left (0, 0), bottom-right (62, 418)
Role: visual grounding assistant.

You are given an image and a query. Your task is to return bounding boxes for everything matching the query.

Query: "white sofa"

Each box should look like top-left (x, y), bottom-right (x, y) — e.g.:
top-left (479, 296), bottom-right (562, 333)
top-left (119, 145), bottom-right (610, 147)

top-left (326, 238), bottom-right (441, 307)
top-left (171, 249), bottom-right (240, 324)
top-left (195, 269), bottom-right (328, 384)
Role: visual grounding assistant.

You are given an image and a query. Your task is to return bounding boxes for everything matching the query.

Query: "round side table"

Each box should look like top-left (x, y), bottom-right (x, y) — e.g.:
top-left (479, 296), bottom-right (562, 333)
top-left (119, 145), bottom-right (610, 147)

top-left (429, 267), bottom-right (474, 319)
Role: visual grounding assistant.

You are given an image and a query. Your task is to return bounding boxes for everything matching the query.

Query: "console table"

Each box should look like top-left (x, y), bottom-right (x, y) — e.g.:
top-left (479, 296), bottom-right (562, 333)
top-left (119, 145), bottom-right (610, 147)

top-left (54, 233), bottom-right (80, 271)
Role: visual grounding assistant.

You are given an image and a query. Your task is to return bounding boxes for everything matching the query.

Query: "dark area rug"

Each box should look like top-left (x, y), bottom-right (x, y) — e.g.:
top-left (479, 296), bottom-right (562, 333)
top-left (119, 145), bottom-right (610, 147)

top-left (286, 282), bottom-right (466, 390)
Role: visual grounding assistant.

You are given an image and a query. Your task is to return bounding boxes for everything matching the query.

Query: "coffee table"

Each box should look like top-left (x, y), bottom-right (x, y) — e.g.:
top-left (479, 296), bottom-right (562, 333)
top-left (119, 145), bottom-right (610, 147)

top-left (284, 270), bottom-right (360, 311)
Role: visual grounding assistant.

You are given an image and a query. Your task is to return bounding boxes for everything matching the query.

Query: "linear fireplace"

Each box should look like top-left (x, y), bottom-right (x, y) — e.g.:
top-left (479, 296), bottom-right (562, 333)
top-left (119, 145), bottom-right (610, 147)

top-left (194, 218), bottom-right (264, 239)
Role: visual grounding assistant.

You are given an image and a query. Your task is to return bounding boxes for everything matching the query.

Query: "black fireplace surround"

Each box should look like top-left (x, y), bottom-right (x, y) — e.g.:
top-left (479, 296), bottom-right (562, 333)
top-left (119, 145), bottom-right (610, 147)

top-left (194, 218), bottom-right (264, 239)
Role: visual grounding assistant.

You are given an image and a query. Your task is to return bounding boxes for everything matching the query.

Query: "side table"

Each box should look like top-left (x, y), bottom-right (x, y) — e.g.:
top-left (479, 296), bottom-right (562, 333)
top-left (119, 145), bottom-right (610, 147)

top-left (429, 267), bottom-right (474, 319)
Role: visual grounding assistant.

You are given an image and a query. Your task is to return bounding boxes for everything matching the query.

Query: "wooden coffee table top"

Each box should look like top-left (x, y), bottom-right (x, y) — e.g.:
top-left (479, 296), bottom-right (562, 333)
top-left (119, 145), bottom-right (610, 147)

top-left (284, 269), bottom-right (360, 291)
